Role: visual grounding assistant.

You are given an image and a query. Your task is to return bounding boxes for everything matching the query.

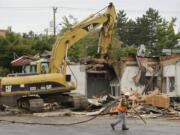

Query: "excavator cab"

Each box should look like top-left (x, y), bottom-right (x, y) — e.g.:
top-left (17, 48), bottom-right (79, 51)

top-left (9, 58), bottom-right (49, 76)
top-left (23, 59), bottom-right (49, 74)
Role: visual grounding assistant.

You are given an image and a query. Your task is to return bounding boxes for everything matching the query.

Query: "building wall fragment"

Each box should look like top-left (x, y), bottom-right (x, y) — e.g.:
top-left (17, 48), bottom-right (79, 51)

top-left (116, 56), bottom-right (159, 95)
top-left (161, 54), bottom-right (180, 98)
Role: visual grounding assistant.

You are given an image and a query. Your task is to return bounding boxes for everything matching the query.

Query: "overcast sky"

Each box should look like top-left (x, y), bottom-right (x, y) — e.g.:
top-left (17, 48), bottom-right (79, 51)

top-left (0, 0), bottom-right (180, 34)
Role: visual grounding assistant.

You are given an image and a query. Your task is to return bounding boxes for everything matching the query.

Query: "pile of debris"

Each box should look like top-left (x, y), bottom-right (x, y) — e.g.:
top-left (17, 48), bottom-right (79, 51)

top-left (0, 104), bottom-right (26, 115)
top-left (87, 88), bottom-right (180, 119)
top-left (1, 88), bottom-right (180, 119)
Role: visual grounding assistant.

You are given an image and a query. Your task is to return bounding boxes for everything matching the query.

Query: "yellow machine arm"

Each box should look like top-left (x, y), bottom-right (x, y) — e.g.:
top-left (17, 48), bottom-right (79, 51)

top-left (49, 3), bottom-right (116, 74)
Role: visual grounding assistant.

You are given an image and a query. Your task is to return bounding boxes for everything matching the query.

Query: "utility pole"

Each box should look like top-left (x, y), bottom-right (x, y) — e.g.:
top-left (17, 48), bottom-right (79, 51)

top-left (53, 7), bottom-right (58, 36)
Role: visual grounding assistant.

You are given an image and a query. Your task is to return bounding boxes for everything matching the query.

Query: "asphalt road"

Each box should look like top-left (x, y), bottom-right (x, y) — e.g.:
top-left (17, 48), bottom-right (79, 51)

top-left (0, 116), bottom-right (180, 135)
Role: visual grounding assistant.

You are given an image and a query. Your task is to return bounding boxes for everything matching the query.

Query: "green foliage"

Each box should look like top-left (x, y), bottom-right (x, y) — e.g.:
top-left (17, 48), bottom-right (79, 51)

top-left (68, 43), bottom-right (81, 60)
top-left (116, 10), bottom-right (128, 44)
top-left (116, 8), bottom-right (179, 55)
top-left (0, 31), bottom-right (54, 76)
top-left (111, 45), bottom-right (137, 58)
top-left (60, 15), bottom-right (77, 34)
top-left (31, 35), bottom-right (55, 53)
top-left (154, 18), bottom-right (179, 54)
top-left (136, 8), bottom-right (162, 48)
top-left (68, 32), bottom-right (99, 60)
top-left (0, 67), bottom-right (9, 76)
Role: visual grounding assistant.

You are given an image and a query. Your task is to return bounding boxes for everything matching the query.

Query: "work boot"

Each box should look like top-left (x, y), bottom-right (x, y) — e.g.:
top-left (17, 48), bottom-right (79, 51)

top-left (122, 124), bottom-right (129, 130)
top-left (110, 123), bottom-right (115, 130)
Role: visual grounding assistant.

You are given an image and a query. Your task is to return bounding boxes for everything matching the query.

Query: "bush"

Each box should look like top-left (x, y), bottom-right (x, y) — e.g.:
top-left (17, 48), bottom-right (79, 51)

top-left (0, 67), bottom-right (9, 76)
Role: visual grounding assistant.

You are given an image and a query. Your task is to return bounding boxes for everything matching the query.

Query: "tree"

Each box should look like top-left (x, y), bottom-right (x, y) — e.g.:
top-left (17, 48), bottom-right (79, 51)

top-left (0, 31), bottom-right (55, 75)
top-left (155, 18), bottom-right (180, 54)
top-left (116, 10), bottom-right (129, 46)
top-left (31, 35), bottom-right (55, 53)
top-left (60, 15), bottom-right (77, 34)
top-left (136, 8), bottom-right (162, 49)
top-left (111, 45), bottom-right (137, 58)
top-left (116, 8), bottom-right (163, 47)
top-left (116, 8), bottom-right (179, 56)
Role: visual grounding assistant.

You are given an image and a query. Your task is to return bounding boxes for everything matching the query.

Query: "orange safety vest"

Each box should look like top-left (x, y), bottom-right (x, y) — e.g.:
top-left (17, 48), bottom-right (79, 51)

top-left (117, 97), bottom-right (128, 112)
top-left (110, 98), bottom-right (128, 113)
top-left (117, 103), bottom-right (127, 112)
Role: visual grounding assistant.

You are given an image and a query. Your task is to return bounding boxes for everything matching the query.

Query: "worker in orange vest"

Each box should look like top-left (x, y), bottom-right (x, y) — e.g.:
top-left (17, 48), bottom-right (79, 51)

top-left (110, 92), bottom-right (130, 131)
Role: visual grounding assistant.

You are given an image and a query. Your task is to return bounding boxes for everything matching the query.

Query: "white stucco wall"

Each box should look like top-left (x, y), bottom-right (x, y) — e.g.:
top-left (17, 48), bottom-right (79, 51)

top-left (163, 64), bottom-right (176, 97)
top-left (120, 66), bottom-right (144, 94)
top-left (176, 61), bottom-right (180, 96)
top-left (67, 64), bottom-right (86, 95)
top-left (163, 65), bottom-right (175, 77)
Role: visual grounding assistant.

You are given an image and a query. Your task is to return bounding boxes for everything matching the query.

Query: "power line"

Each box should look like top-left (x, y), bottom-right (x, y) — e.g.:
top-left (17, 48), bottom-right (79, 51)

top-left (0, 6), bottom-right (180, 11)
top-left (121, 9), bottom-right (180, 13)
top-left (0, 6), bottom-right (97, 11)
top-left (0, 6), bottom-right (180, 14)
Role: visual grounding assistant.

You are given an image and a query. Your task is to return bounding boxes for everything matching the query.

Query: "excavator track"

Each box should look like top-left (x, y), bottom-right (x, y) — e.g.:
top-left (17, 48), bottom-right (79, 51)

top-left (17, 96), bottom-right (44, 112)
top-left (16, 93), bottom-right (88, 112)
top-left (40, 93), bottom-right (88, 110)
top-left (70, 93), bottom-right (88, 110)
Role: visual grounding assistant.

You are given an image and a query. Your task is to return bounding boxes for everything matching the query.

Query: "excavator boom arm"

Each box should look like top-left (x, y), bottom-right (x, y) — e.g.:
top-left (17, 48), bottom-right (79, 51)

top-left (49, 3), bottom-right (116, 74)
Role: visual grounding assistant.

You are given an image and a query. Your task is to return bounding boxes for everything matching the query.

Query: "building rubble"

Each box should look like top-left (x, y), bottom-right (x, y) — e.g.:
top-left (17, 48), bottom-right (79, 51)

top-left (0, 52), bottom-right (180, 120)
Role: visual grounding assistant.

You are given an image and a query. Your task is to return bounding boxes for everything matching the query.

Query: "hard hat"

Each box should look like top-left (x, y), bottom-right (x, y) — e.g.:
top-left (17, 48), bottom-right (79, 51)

top-left (124, 92), bottom-right (130, 96)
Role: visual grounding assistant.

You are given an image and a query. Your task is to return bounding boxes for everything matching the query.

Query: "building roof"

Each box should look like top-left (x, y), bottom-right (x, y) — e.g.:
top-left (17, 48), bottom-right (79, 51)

top-left (160, 54), bottom-right (180, 61)
top-left (120, 55), bottom-right (159, 62)
top-left (11, 56), bottom-right (35, 66)
top-left (160, 54), bottom-right (180, 64)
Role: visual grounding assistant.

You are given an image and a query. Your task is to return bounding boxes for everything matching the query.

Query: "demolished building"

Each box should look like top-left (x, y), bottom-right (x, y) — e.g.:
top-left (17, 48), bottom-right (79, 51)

top-left (99, 54), bottom-right (180, 100)
top-left (109, 56), bottom-right (160, 97)
top-left (161, 54), bottom-right (180, 100)
top-left (1, 51), bottom-right (180, 106)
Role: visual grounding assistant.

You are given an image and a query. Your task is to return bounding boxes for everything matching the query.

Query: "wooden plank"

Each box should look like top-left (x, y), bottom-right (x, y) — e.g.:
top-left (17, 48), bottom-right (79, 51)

top-left (143, 89), bottom-right (170, 109)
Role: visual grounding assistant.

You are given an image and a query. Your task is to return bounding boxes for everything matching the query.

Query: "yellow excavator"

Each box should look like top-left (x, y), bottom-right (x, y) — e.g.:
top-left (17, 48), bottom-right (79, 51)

top-left (0, 3), bottom-right (116, 111)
